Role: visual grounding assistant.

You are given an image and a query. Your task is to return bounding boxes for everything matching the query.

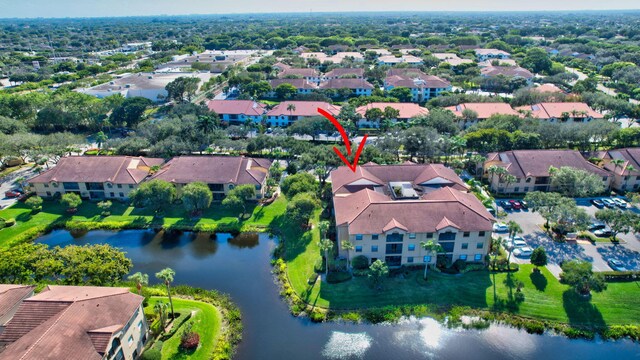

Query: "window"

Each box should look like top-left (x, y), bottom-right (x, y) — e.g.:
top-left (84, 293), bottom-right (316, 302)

top-left (407, 257), bottom-right (414, 263)
top-left (229, 184), bottom-right (235, 189)
top-left (52, 183), bottom-right (58, 188)
top-left (107, 183), bottom-right (113, 188)
top-left (138, 321), bottom-right (143, 330)
top-left (474, 254), bottom-right (483, 261)
top-left (355, 234), bottom-right (363, 241)
top-left (439, 241), bottom-right (455, 252)
top-left (459, 254), bottom-right (467, 260)
top-left (371, 245), bottom-right (378, 252)
top-left (117, 184), bottom-right (123, 189)
top-left (119, 192), bottom-right (124, 197)
top-left (423, 255), bottom-right (432, 263)
top-left (386, 233), bottom-right (404, 242)
top-left (438, 232), bottom-right (456, 241)
top-left (409, 233), bottom-right (416, 239)
top-left (355, 246), bottom-right (363, 252)
top-left (129, 185), bottom-right (134, 189)
top-left (63, 182), bottom-right (80, 190)
top-left (426, 233), bottom-right (433, 239)
top-left (372, 234), bottom-right (379, 240)
top-left (128, 335), bottom-right (134, 346)
top-left (524, 187), bottom-right (529, 192)
top-left (479, 231), bottom-right (485, 237)
top-left (44, 183), bottom-right (49, 188)
top-left (463, 232), bottom-right (470, 237)
top-left (461, 243), bottom-right (468, 250)
top-left (514, 187), bottom-right (519, 192)
top-left (526, 178), bottom-right (531, 183)
top-left (110, 192), bottom-right (115, 197)
top-left (477, 242), bottom-right (484, 249)
top-left (46, 191), bottom-right (51, 196)
top-left (602, 177), bottom-right (608, 181)
top-left (408, 244), bottom-right (415, 251)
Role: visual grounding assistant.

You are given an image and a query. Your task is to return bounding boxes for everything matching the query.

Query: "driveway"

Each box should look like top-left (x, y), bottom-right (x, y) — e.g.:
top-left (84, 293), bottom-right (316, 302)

top-left (0, 165), bottom-right (39, 209)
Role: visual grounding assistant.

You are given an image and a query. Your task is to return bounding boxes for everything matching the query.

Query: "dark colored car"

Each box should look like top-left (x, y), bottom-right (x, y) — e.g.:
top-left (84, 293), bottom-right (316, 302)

top-left (594, 229), bottom-right (613, 238)
top-left (520, 200), bottom-right (528, 209)
top-left (590, 199), bottom-right (605, 208)
top-left (500, 200), bottom-right (512, 210)
top-left (509, 200), bottom-right (522, 210)
top-left (588, 223), bottom-right (606, 232)
top-left (17, 192), bottom-right (35, 202)
top-left (5, 190), bottom-right (21, 198)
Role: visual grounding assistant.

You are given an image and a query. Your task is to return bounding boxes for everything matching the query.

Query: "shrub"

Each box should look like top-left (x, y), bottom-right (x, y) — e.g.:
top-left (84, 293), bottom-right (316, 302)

top-left (307, 273), bottom-right (319, 284)
top-left (180, 322), bottom-right (200, 350)
top-left (352, 269), bottom-right (369, 277)
top-left (452, 259), bottom-right (468, 272)
top-left (601, 270), bottom-right (640, 282)
top-left (141, 348), bottom-right (162, 360)
top-left (326, 271), bottom-right (352, 284)
top-left (4, 218), bottom-right (15, 227)
top-left (310, 309), bottom-right (325, 322)
top-left (351, 255), bottom-right (369, 270)
top-left (0, 217), bottom-right (6, 228)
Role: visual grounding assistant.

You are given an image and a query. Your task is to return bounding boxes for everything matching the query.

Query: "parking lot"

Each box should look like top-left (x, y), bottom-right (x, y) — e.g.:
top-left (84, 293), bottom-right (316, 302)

top-left (492, 197), bottom-right (640, 278)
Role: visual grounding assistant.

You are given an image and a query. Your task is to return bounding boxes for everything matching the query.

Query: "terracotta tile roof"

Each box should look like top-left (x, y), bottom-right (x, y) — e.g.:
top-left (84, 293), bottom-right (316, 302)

top-left (269, 78), bottom-right (318, 90)
top-left (356, 102), bottom-right (429, 120)
top-left (151, 156), bottom-right (271, 186)
top-left (272, 62), bottom-right (291, 70)
top-left (318, 78), bottom-right (374, 90)
top-left (266, 101), bottom-right (340, 117)
top-left (481, 66), bottom-right (533, 79)
top-left (0, 285), bottom-right (34, 325)
top-left (206, 100), bottom-right (266, 116)
top-left (515, 102), bottom-right (602, 119)
top-left (323, 68), bottom-right (365, 78)
top-left (383, 218), bottom-right (408, 232)
top-left (477, 59), bottom-right (517, 67)
top-left (599, 148), bottom-right (640, 176)
top-left (485, 150), bottom-right (610, 178)
top-left (532, 84), bottom-right (564, 93)
top-left (475, 48), bottom-right (511, 56)
top-left (436, 216), bottom-right (460, 230)
top-left (0, 286), bottom-right (143, 360)
top-left (446, 102), bottom-right (519, 119)
top-left (385, 69), bottom-right (451, 89)
top-left (28, 156), bottom-right (164, 185)
top-left (278, 68), bottom-right (319, 78)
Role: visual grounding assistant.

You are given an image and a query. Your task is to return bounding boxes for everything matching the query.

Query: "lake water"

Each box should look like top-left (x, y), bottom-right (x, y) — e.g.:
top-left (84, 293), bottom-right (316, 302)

top-left (37, 230), bottom-right (640, 360)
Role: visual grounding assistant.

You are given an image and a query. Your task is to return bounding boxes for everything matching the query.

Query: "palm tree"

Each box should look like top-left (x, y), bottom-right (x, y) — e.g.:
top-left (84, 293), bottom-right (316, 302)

top-left (318, 221), bottom-right (330, 240)
top-left (318, 239), bottom-right (334, 277)
top-left (341, 240), bottom-right (355, 271)
top-left (286, 103), bottom-right (296, 119)
top-left (490, 237), bottom-right (502, 270)
top-left (503, 174), bottom-right (517, 194)
top-left (611, 159), bottom-right (625, 173)
top-left (506, 221), bottom-right (522, 265)
top-left (128, 272), bottom-right (148, 296)
top-left (197, 115), bottom-right (217, 134)
top-left (154, 301), bottom-right (168, 332)
top-left (95, 131), bottom-right (108, 150)
top-left (420, 240), bottom-right (443, 279)
top-left (155, 268), bottom-right (176, 321)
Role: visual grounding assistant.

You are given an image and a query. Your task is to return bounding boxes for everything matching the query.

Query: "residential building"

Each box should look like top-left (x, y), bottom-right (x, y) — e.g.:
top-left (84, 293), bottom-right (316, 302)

top-left (78, 72), bottom-right (213, 102)
top-left (474, 48), bottom-right (511, 61)
top-left (446, 102), bottom-right (520, 128)
top-left (432, 53), bottom-right (474, 67)
top-left (322, 68), bottom-right (365, 81)
top-left (318, 78), bottom-right (374, 96)
top-left (0, 285), bottom-right (34, 328)
top-left (273, 62), bottom-right (292, 71)
top-left (515, 102), bottom-right (603, 122)
top-left (268, 78), bottom-right (319, 96)
top-left (301, 52), bottom-right (364, 64)
top-left (277, 68), bottom-right (321, 83)
top-left (483, 150), bottom-right (611, 194)
top-left (151, 156), bottom-right (272, 200)
top-left (332, 162), bottom-right (494, 267)
top-left (0, 286), bottom-right (147, 360)
top-left (265, 101), bottom-right (341, 127)
top-left (597, 148), bottom-right (640, 192)
top-left (384, 69), bottom-right (451, 102)
top-left (377, 55), bottom-right (424, 66)
top-left (480, 66), bottom-right (534, 81)
top-left (206, 100), bottom-right (267, 124)
top-left (532, 83), bottom-right (564, 94)
top-left (27, 156), bottom-right (164, 200)
top-left (477, 59), bottom-right (517, 67)
top-left (356, 102), bottom-right (429, 128)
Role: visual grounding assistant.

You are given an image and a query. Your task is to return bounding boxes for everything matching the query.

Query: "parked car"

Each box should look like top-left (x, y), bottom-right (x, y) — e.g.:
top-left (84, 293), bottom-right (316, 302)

top-left (500, 200), bottom-right (512, 210)
top-left (513, 246), bottom-right (533, 258)
top-left (5, 190), bottom-right (21, 198)
top-left (486, 207), bottom-right (496, 216)
top-left (17, 192), bottom-right (35, 202)
top-left (590, 199), bottom-right (605, 208)
top-left (520, 200), bottom-right (528, 209)
top-left (601, 198), bottom-right (616, 208)
top-left (588, 222), bottom-right (606, 232)
top-left (607, 259), bottom-right (627, 271)
top-left (509, 200), bottom-right (522, 210)
top-left (594, 228), bottom-right (613, 238)
top-left (493, 223), bottom-right (509, 232)
top-left (612, 198), bottom-right (628, 209)
top-left (506, 237), bottom-right (527, 250)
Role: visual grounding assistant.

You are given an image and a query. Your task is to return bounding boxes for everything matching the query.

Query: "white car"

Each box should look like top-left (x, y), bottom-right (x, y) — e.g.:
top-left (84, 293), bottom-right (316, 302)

top-left (493, 223), bottom-right (508, 232)
top-left (612, 198), bottom-right (629, 209)
top-left (513, 246), bottom-right (533, 258)
top-left (602, 198), bottom-right (616, 208)
top-left (506, 237), bottom-right (526, 250)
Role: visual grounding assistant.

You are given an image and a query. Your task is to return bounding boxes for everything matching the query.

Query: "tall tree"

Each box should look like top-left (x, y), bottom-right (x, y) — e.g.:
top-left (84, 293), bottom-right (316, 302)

top-left (166, 77), bottom-right (201, 102)
top-left (222, 184), bottom-right (256, 218)
top-left (128, 272), bottom-right (149, 296)
top-left (420, 240), bottom-right (443, 279)
top-left (130, 179), bottom-right (176, 215)
top-left (549, 166), bottom-right (605, 197)
top-left (181, 182), bottom-right (213, 214)
top-left (341, 240), bottom-right (355, 271)
top-left (155, 268), bottom-right (176, 320)
top-left (318, 239), bottom-right (334, 277)
top-left (595, 209), bottom-right (640, 241)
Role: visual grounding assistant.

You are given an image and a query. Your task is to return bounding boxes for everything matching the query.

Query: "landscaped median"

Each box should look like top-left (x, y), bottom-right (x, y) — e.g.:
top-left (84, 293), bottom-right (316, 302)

top-left (274, 212), bottom-right (640, 340)
top-left (0, 196), bottom-right (287, 248)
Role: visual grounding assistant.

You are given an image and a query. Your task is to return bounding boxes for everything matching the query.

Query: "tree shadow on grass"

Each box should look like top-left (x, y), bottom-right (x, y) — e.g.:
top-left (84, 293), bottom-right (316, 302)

top-left (269, 213), bottom-right (312, 261)
top-left (493, 272), bottom-right (524, 313)
top-left (530, 271), bottom-right (548, 292)
top-left (562, 289), bottom-right (606, 328)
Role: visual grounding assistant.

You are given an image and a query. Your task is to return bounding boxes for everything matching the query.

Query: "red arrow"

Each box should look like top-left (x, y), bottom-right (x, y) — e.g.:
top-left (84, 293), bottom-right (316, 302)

top-left (317, 107), bottom-right (368, 172)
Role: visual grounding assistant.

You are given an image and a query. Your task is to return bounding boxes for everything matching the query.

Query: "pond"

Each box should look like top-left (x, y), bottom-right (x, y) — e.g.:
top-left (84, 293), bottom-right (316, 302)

top-left (37, 230), bottom-right (640, 360)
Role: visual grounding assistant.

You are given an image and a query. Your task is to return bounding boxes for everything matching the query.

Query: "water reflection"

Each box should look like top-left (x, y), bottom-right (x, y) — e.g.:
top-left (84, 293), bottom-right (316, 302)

top-left (228, 232), bottom-right (260, 249)
top-left (322, 332), bottom-right (373, 359)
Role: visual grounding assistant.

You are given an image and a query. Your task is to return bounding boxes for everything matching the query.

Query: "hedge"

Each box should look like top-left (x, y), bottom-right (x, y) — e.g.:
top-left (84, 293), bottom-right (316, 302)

top-left (601, 270), bottom-right (640, 282)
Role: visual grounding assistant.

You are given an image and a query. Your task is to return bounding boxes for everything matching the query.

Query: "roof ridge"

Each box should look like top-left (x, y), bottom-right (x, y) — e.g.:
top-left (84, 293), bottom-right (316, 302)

top-left (18, 302), bottom-right (73, 360)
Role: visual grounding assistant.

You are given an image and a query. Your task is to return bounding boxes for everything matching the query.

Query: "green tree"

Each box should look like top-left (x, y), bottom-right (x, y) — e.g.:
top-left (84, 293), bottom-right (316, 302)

top-left (551, 201), bottom-right (590, 235)
top-left (222, 184), bottom-right (256, 218)
top-left (156, 268), bottom-right (176, 320)
top-left (388, 87), bottom-right (412, 102)
top-left (286, 192), bottom-right (319, 227)
top-left (109, 96), bottom-right (152, 127)
top-left (196, 114), bottom-right (218, 135)
top-left (275, 83), bottom-right (298, 100)
top-left (55, 244), bottom-right (132, 285)
top-left (595, 209), bottom-right (640, 241)
top-left (368, 259), bottom-right (389, 290)
top-left (280, 172), bottom-right (318, 199)
top-left (95, 131), bottom-right (108, 149)
top-left (524, 191), bottom-right (565, 229)
top-left (318, 238), bottom-right (334, 277)
top-left (530, 247), bottom-right (548, 271)
top-left (549, 166), bottom-right (605, 197)
top-left (318, 220), bottom-right (330, 240)
top-left (60, 193), bottom-right (82, 212)
top-left (181, 182), bottom-right (213, 214)
top-left (522, 47), bottom-right (552, 74)
top-left (128, 272), bottom-right (149, 296)
top-left (560, 260), bottom-right (607, 296)
top-left (341, 240), bottom-right (355, 271)
top-left (165, 77), bottom-right (201, 102)
top-left (506, 220), bottom-right (522, 264)
top-left (420, 240), bottom-right (443, 279)
top-left (130, 180), bottom-right (176, 215)
top-left (25, 195), bottom-right (43, 211)
top-left (154, 301), bottom-right (168, 333)
top-left (97, 200), bottom-right (112, 216)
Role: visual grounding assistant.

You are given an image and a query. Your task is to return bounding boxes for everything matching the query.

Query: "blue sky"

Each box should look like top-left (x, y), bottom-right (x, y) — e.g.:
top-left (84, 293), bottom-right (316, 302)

top-left (0, 0), bottom-right (639, 18)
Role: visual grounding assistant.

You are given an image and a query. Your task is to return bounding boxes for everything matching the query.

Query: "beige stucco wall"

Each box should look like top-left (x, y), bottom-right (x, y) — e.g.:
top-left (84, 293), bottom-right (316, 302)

top-left (29, 181), bottom-right (138, 200)
top-left (104, 304), bottom-right (148, 360)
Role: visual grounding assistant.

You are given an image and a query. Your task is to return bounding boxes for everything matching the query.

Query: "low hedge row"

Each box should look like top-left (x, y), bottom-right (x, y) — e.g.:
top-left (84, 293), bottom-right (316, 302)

top-left (601, 270), bottom-right (640, 282)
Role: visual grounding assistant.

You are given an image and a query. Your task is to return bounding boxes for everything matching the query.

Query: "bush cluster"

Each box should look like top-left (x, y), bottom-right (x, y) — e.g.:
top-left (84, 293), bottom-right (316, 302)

top-left (326, 271), bottom-right (352, 284)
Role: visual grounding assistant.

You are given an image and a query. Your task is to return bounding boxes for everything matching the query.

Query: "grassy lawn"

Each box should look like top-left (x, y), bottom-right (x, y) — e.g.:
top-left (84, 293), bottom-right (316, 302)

top-left (0, 195), bottom-right (287, 248)
top-left (145, 297), bottom-right (221, 360)
top-left (282, 215), bottom-right (640, 327)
